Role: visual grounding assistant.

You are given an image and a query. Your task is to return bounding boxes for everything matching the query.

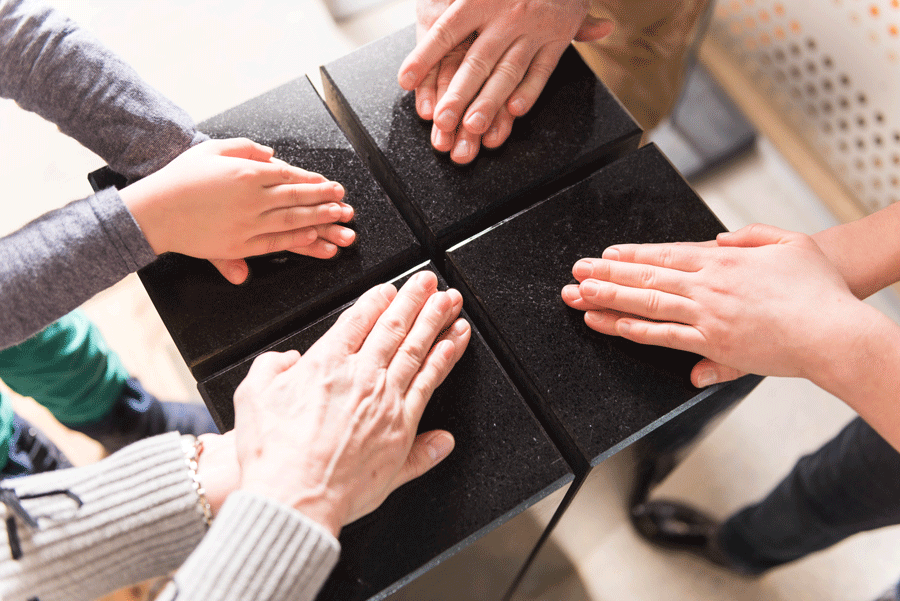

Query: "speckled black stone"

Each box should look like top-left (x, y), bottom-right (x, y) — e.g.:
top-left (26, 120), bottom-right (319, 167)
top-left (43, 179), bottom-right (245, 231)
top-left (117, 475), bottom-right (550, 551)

top-left (446, 144), bottom-right (760, 470)
top-left (138, 77), bottom-right (422, 380)
top-left (198, 264), bottom-right (572, 601)
top-left (320, 26), bottom-right (642, 256)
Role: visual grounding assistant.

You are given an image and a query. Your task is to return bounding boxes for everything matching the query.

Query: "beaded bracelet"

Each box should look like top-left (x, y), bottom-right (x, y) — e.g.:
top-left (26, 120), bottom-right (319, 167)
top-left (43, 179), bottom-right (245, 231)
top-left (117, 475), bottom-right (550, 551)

top-left (181, 435), bottom-right (213, 528)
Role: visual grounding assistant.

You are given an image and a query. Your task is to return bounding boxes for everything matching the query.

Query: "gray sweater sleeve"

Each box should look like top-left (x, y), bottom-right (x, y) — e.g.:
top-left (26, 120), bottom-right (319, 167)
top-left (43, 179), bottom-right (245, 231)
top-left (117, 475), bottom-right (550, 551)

top-left (0, 0), bottom-right (207, 180)
top-left (0, 0), bottom-right (213, 348)
top-left (0, 432), bottom-right (341, 601)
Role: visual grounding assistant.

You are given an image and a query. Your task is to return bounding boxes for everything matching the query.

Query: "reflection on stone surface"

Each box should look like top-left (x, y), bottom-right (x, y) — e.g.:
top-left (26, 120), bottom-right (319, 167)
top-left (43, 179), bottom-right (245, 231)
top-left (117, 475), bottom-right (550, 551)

top-left (198, 265), bottom-right (572, 601)
top-left (139, 78), bottom-right (421, 380)
top-left (321, 25), bottom-right (642, 254)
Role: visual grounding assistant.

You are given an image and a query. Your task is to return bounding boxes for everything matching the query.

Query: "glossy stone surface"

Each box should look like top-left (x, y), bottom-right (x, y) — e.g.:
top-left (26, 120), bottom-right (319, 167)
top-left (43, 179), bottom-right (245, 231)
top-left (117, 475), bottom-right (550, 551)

top-left (446, 144), bottom-right (757, 470)
top-left (320, 26), bottom-right (642, 256)
top-left (198, 264), bottom-right (573, 601)
top-left (138, 77), bottom-right (421, 379)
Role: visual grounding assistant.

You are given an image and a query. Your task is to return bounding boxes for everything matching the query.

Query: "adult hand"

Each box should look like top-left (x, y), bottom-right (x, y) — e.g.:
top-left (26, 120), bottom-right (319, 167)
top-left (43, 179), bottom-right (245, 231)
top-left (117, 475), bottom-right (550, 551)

top-left (232, 271), bottom-right (471, 536)
top-left (195, 431), bottom-right (239, 516)
top-left (561, 224), bottom-right (869, 388)
top-left (399, 0), bottom-right (613, 163)
top-left (120, 138), bottom-right (356, 285)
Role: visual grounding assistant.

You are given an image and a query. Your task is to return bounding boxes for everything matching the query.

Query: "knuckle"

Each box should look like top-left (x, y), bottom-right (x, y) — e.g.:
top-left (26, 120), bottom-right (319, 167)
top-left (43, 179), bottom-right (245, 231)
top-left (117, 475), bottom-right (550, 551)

top-left (645, 291), bottom-right (661, 314)
top-left (431, 20), bottom-right (458, 53)
top-left (638, 266), bottom-right (656, 287)
top-left (463, 52), bottom-right (493, 80)
top-left (494, 60), bottom-right (525, 86)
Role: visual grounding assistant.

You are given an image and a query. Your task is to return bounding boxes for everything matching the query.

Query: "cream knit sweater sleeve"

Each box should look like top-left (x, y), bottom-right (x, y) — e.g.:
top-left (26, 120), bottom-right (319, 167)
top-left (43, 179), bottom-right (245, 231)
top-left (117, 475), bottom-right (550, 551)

top-left (0, 432), bottom-right (340, 601)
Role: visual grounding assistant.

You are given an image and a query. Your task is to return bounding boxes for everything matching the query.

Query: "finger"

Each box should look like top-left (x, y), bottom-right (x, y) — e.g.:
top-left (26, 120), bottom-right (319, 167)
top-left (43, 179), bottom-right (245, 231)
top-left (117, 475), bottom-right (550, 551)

top-left (398, 3), bottom-right (481, 90)
top-left (234, 349), bottom-right (302, 405)
top-left (574, 16), bottom-right (614, 42)
top-left (507, 43), bottom-right (568, 117)
top-left (450, 126), bottom-right (482, 165)
top-left (716, 223), bottom-right (795, 248)
top-left (207, 137), bottom-right (274, 162)
top-left (266, 158), bottom-right (328, 183)
top-left (359, 271), bottom-right (438, 366)
top-left (432, 39), bottom-right (474, 133)
top-left (257, 202), bottom-right (353, 236)
top-left (286, 239), bottom-right (339, 259)
top-left (592, 313), bottom-right (707, 354)
top-left (312, 223), bottom-right (357, 248)
top-left (691, 358), bottom-right (747, 388)
top-left (579, 279), bottom-right (697, 324)
top-left (578, 308), bottom-right (634, 334)
top-left (405, 317), bottom-right (471, 420)
top-left (388, 290), bottom-right (463, 392)
top-left (462, 38), bottom-right (536, 135)
top-left (432, 122), bottom-right (456, 153)
top-left (264, 181), bottom-right (345, 210)
top-left (571, 258), bottom-right (691, 296)
top-left (482, 106), bottom-right (514, 149)
top-left (209, 258), bottom-right (250, 285)
top-left (318, 283), bottom-right (397, 356)
top-left (244, 227), bottom-right (319, 256)
top-left (415, 65), bottom-right (440, 120)
top-left (600, 242), bottom-right (712, 272)
top-left (562, 284), bottom-right (630, 312)
top-left (393, 430), bottom-right (455, 489)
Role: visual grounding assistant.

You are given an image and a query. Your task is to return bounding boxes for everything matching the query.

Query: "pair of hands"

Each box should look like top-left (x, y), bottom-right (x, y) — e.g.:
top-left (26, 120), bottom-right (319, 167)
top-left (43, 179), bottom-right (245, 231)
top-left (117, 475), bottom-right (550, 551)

top-left (399, 0), bottom-right (613, 164)
top-left (120, 138), bottom-right (356, 285)
top-left (562, 224), bottom-right (870, 389)
top-left (199, 271), bottom-right (471, 536)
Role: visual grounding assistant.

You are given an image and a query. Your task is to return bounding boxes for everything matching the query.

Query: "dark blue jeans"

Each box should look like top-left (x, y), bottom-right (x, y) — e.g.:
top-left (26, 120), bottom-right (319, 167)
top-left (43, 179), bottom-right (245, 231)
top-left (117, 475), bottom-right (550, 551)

top-left (719, 417), bottom-right (900, 574)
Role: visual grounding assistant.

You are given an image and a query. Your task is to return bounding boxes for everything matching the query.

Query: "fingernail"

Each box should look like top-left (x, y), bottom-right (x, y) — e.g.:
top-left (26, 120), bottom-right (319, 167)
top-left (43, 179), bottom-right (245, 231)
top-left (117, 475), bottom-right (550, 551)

top-left (696, 370), bottom-right (718, 388)
top-left (434, 128), bottom-right (452, 150)
top-left (421, 98), bottom-right (433, 116)
top-left (452, 319), bottom-right (468, 335)
top-left (380, 283), bottom-right (396, 300)
top-left (340, 229), bottom-right (355, 245)
top-left (581, 280), bottom-right (600, 297)
top-left (511, 98), bottom-right (527, 114)
top-left (327, 204), bottom-right (342, 219)
top-left (467, 112), bottom-right (487, 133)
top-left (562, 285), bottom-right (580, 301)
top-left (448, 288), bottom-right (462, 305)
top-left (485, 126), bottom-right (499, 143)
top-left (573, 260), bottom-right (592, 279)
top-left (416, 271), bottom-right (432, 290)
top-left (341, 206), bottom-right (354, 221)
top-left (602, 247), bottom-right (620, 260)
top-left (401, 70), bottom-right (417, 89)
top-left (437, 108), bottom-right (458, 131)
top-left (455, 139), bottom-right (470, 159)
top-left (305, 228), bottom-right (318, 242)
top-left (428, 433), bottom-right (454, 462)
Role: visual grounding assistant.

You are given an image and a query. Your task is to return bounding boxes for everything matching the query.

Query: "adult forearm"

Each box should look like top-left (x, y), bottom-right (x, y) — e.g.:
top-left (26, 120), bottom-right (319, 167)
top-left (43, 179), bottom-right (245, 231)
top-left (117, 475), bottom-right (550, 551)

top-left (0, 189), bottom-right (156, 349)
top-left (811, 304), bottom-right (900, 452)
top-left (812, 202), bottom-right (900, 299)
top-left (0, 0), bottom-right (205, 180)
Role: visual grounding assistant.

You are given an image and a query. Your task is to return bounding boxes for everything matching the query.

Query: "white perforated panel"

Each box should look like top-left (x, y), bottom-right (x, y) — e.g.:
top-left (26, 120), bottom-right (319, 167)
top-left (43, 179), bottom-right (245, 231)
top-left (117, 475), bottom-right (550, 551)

top-left (710, 0), bottom-right (900, 212)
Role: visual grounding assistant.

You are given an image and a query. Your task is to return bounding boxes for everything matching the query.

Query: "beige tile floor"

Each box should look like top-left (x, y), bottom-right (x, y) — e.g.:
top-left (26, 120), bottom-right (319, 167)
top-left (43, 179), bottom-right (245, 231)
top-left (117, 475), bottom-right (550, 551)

top-left (2, 1), bottom-right (900, 600)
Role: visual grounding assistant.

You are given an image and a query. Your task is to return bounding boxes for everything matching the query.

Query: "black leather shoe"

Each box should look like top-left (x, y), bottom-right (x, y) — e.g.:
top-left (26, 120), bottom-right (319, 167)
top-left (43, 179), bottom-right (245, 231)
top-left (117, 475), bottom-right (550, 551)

top-left (66, 378), bottom-right (219, 454)
top-left (2, 415), bottom-right (72, 477)
top-left (630, 500), bottom-right (763, 577)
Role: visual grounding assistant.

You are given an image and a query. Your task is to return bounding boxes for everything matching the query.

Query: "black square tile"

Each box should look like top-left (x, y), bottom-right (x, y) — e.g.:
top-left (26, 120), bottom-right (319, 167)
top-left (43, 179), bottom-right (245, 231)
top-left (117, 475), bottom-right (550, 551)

top-left (138, 77), bottom-right (422, 379)
top-left (446, 144), bottom-right (761, 471)
top-left (198, 264), bottom-right (573, 601)
top-left (320, 26), bottom-right (642, 257)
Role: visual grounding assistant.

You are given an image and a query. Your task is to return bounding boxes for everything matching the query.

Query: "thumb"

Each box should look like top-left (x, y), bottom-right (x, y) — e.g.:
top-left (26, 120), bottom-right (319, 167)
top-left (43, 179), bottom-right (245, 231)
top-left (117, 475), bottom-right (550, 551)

top-left (716, 223), bottom-right (793, 248)
top-left (209, 258), bottom-right (250, 285)
top-left (575, 16), bottom-right (614, 42)
top-left (395, 431), bottom-right (455, 488)
top-left (691, 358), bottom-right (747, 388)
top-left (207, 137), bottom-right (275, 162)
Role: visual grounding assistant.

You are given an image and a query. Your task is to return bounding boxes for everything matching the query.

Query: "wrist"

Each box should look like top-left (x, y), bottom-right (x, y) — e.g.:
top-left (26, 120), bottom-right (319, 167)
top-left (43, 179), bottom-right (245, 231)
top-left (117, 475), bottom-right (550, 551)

top-left (119, 177), bottom-right (169, 255)
top-left (240, 475), bottom-right (345, 538)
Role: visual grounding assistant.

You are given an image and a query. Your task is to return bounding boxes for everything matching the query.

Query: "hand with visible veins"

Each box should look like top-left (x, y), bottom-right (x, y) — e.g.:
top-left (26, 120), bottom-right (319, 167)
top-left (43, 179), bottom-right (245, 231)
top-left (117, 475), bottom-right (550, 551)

top-left (233, 272), bottom-right (471, 536)
top-left (120, 138), bottom-right (356, 285)
top-left (399, 0), bottom-right (613, 164)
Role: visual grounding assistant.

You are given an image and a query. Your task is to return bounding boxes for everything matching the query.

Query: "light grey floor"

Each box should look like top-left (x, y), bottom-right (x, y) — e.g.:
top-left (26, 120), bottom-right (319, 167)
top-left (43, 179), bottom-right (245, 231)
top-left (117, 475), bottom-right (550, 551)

top-left (2, 1), bottom-right (899, 599)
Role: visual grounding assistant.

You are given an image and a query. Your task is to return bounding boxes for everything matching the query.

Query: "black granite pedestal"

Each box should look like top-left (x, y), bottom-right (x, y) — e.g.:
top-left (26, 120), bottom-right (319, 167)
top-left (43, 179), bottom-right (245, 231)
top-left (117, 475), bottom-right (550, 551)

top-left (320, 26), bottom-right (642, 259)
top-left (138, 77), bottom-right (422, 384)
top-left (444, 145), bottom-right (763, 597)
top-left (198, 264), bottom-right (573, 601)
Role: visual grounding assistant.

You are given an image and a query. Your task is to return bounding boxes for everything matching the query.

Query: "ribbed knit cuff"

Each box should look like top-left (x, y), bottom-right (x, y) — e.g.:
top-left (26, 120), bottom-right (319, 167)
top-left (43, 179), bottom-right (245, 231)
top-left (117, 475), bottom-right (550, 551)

top-left (161, 491), bottom-right (340, 601)
top-left (0, 432), bottom-right (207, 601)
